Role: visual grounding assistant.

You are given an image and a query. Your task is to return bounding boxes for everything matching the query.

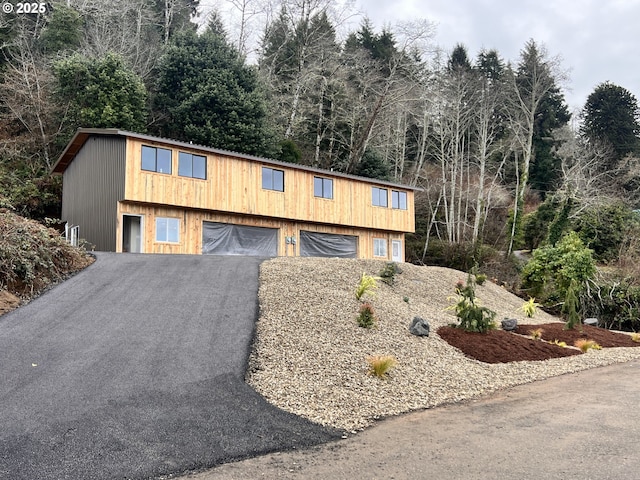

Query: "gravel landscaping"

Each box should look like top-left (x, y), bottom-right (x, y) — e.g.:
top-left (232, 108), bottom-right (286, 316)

top-left (248, 257), bottom-right (640, 432)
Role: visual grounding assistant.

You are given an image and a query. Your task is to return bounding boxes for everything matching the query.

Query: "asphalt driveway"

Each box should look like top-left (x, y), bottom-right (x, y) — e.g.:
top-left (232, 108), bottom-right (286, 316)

top-left (0, 253), bottom-right (339, 479)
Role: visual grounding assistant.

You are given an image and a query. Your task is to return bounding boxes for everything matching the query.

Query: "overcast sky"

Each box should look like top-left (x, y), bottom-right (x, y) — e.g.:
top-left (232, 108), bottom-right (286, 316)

top-left (202, 0), bottom-right (639, 114)
top-left (355, 0), bottom-right (640, 113)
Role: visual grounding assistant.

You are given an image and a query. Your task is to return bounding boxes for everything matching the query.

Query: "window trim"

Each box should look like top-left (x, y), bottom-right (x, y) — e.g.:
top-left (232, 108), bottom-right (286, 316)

top-left (141, 145), bottom-right (172, 174)
top-left (262, 166), bottom-right (285, 192)
top-left (155, 217), bottom-right (180, 244)
top-left (178, 151), bottom-right (207, 180)
top-left (373, 238), bottom-right (387, 257)
top-left (313, 176), bottom-right (334, 199)
top-left (392, 190), bottom-right (407, 210)
top-left (372, 187), bottom-right (388, 207)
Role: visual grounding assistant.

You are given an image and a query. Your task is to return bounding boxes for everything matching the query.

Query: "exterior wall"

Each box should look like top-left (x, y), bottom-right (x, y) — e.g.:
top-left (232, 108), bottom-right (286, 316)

top-left (61, 135), bottom-right (126, 251)
top-left (117, 202), bottom-right (406, 260)
top-left (124, 138), bottom-right (415, 234)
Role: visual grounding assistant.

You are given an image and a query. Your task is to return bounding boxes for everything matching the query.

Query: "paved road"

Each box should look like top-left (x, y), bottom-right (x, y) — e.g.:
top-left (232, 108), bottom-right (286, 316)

top-left (187, 359), bottom-right (640, 480)
top-left (0, 253), bottom-right (339, 479)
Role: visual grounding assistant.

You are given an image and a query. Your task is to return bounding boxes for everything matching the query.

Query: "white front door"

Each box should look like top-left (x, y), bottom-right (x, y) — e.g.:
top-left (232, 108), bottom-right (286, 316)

top-left (391, 240), bottom-right (402, 262)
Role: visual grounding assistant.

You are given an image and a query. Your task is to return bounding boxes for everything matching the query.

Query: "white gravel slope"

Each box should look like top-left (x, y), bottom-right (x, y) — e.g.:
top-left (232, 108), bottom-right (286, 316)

top-left (247, 257), bottom-right (640, 432)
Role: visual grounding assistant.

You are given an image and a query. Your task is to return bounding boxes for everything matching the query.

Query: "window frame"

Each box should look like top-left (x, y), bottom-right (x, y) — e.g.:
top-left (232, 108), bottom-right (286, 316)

top-left (178, 151), bottom-right (207, 180)
top-left (155, 217), bottom-right (180, 243)
top-left (373, 238), bottom-right (387, 257)
top-left (372, 187), bottom-right (388, 207)
top-left (313, 176), bottom-right (334, 199)
top-left (141, 145), bottom-right (172, 174)
top-left (262, 166), bottom-right (285, 192)
top-left (392, 190), bottom-right (407, 210)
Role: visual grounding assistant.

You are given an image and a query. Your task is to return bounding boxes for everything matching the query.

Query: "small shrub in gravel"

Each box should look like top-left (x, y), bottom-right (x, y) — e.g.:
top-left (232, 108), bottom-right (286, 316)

top-left (366, 355), bottom-right (397, 378)
top-left (379, 262), bottom-right (401, 285)
top-left (357, 302), bottom-right (376, 328)
top-left (355, 273), bottom-right (378, 300)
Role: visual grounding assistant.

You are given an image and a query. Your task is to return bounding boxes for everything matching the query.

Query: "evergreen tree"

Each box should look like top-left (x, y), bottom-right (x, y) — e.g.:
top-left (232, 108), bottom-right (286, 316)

top-left (54, 52), bottom-right (148, 134)
top-left (153, 20), bottom-right (272, 156)
top-left (581, 81), bottom-right (640, 165)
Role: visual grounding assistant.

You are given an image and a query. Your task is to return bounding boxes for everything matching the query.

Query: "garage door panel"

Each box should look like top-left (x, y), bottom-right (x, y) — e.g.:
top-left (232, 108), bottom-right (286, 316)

top-left (300, 230), bottom-right (357, 258)
top-left (203, 222), bottom-right (278, 256)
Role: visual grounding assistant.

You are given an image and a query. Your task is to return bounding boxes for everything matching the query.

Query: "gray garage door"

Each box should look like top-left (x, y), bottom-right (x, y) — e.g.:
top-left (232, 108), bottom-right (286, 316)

top-left (299, 230), bottom-right (358, 258)
top-left (203, 222), bottom-right (278, 256)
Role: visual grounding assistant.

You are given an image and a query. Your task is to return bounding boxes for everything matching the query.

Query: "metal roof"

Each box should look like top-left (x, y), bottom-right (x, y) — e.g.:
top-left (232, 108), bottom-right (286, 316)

top-left (52, 128), bottom-right (423, 191)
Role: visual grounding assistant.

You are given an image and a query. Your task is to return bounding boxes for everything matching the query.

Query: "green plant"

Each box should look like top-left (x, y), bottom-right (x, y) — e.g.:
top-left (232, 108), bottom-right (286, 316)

top-left (475, 273), bottom-right (487, 285)
top-left (574, 339), bottom-right (602, 352)
top-left (563, 280), bottom-right (582, 331)
top-left (521, 231), bottom-right (596, 305)
top-left (448, 273), bottom-right (497, 333)
top-left (632, 333), bottom-right (640, 343)
top-left (379, 262), bottom-right (400, 285)
top-left (357, 302), bottom-right (376, 328)
top-left (355, 273), bottom-right (378, 301)
top-left (529, 328), bottom-right (544, 340)
top-left (521, 297), bottom-right (540, 318)
top-left (366, 355), bottom-right (397, 378)
top-left (553, 339), bottom-right (568, 347)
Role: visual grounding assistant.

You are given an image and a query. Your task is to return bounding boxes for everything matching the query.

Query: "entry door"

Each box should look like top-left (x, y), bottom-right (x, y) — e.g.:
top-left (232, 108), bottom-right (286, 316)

top-left (391, 240), bottom-right (402, 262)
top-left (123, 215), bottom-right (143, 253)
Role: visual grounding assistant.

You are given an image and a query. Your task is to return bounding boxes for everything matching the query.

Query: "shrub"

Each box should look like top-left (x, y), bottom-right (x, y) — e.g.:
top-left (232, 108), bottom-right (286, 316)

top-left (631, 333), bottom-right (640, 343)
top-left (563, 280), bottom-right (582, 331)
top-left (553, 339), bottom-right (568, 348)
top-left (521, 231), bottom-right (596, 304)
top-left (355, 273), bottom-right (378, 300)
top-left (475, 273), bottom-right (487, 286)
top-left (574, 339), bottom-right (602, 352)
top-left (574, 202), bottom-right (635, 262)
top-left (357, 302), bottom-right (376, 328)
top-left (379, 262), bottom-right (400, 285)
top-left (449, 273), bottom-right (496, 333)
top-left (366, 355), bottom-right (397, 378)
top-left (421, 239), bottom-right (499, 271)
top-left (529, 328), bottom-right (544, 340)
top-left (521, 297), bottom-right (540, 318)
top-left (0, 211), bottom-right (92, 295)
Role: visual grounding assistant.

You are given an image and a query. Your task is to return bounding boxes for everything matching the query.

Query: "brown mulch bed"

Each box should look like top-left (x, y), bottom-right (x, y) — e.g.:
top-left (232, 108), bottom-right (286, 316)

top-left (437, 326), bottom-right (582, 364)
top-left (438, 322), bottom-right (640, 364)
top-left (515, 323), bottom-right (640, 348)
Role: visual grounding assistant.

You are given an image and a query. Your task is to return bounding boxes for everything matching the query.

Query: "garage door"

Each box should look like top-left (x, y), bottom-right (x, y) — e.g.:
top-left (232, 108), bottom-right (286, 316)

top-left (202, 222), bottom-right (278, 256)
top-left (299, 231), bottom-right (358, 258)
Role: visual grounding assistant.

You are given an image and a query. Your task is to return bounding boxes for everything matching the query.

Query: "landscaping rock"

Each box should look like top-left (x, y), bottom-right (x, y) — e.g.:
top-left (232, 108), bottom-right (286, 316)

top-left (501, 318), bottom-right (518, 331)
top-left (409, 317), bottom-right (430, 336)
top-left (584, 318), bottom-right (598, 327)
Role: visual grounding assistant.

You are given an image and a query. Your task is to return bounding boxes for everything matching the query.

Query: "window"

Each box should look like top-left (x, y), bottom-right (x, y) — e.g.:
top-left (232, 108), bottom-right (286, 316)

top-left (392, 190), bottom-right (407, 210)
top-left (314, 177), bottom-right (333, 199)
top-left (141, 145), bottom-right (172, 174)
top-left (262, 166), bottom-right (284, 191)
top-left (373, 238), bottom-right (387, 257)
top-left (178, 152), bottom-right (207, 179)
top-left (155, 217), bottom-right (180, 243)
top-left (372, 187), bottom-right (388, 207)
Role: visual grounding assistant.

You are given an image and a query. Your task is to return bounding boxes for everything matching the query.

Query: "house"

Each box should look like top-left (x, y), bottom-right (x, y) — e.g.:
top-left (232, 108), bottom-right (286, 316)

top-left (52, 128), bottom-right (419, 260)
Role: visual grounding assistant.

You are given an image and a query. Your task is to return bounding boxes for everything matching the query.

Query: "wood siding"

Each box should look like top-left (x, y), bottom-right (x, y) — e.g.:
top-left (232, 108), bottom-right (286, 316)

top-left (61, 136), bottom-right (126, 251)
top-left (117, 202), bottom-right (405, 260)
top-left (124, 138), bottom-right (415, 233)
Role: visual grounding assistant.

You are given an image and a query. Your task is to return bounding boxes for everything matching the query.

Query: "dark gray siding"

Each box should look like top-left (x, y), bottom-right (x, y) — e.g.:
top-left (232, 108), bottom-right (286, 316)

top-left (61, 135), bottom-right (126, 251)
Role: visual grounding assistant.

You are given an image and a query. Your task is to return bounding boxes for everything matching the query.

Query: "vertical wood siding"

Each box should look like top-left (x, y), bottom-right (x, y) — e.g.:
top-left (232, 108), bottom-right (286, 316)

top-left (124, 139), bottom-right (415, 234)
top-left (118, 202), bottom-right (405, 260)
